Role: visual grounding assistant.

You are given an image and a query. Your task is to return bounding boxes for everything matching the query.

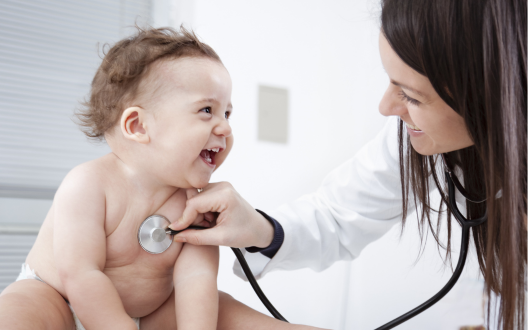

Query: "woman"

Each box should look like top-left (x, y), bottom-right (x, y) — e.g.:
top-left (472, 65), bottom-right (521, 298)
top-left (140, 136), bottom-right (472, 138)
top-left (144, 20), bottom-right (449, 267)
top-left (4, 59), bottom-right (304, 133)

top-left (171, 0), bottom-right (527, 329)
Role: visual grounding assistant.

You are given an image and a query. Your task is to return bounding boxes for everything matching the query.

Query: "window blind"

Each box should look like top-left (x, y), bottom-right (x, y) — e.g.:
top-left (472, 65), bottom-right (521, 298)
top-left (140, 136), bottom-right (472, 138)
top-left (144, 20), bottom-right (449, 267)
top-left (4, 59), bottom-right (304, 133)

top-left (0, 0), bottom-right (152, 292)
top-left (0, 234), bottom-right (37, 291)
top-left (0, 0), bottom-right (152, 199)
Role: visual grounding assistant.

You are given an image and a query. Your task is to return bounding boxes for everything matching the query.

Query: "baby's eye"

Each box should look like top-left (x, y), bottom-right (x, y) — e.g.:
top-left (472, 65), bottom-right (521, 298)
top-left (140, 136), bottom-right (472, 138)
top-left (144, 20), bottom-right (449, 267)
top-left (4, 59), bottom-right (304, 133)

top-left (225, 111), bottom-right (231, 119)
top-left (200, 107), bottom-right (212, 114)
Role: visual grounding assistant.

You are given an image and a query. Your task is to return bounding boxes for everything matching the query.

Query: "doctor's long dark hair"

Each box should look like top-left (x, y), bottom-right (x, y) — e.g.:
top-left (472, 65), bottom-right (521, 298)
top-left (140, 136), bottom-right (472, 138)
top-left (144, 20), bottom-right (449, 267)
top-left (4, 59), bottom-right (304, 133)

top-left (381, 0), bottom-right (526, 329)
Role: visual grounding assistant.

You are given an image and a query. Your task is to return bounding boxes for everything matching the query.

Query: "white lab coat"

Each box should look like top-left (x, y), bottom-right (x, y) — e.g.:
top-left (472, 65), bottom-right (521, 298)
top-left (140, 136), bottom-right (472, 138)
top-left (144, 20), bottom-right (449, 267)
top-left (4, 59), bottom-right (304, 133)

top-left (233, 116), bottom-right (464, 279)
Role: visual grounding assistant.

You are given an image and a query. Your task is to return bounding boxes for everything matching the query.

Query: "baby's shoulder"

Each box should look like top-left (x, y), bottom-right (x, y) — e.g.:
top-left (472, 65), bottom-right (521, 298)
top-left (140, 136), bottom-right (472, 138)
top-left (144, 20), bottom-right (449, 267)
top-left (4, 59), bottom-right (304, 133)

top-left (56, 154), bottom-right (115, 199)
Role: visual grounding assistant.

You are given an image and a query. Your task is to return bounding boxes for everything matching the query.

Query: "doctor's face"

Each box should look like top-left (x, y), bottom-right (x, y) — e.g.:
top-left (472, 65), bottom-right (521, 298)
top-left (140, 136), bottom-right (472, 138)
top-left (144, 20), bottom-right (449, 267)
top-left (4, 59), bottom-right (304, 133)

top-left (377, 33), bottom-right (473, 155)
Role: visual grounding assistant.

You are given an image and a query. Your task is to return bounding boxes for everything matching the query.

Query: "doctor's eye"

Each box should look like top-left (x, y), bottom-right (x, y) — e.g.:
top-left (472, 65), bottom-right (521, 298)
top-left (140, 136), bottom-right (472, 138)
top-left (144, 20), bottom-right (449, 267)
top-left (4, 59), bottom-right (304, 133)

top-left (398, 90), bottom-right (421, 106)
top-left (200, 107), bottom-right (212, 114)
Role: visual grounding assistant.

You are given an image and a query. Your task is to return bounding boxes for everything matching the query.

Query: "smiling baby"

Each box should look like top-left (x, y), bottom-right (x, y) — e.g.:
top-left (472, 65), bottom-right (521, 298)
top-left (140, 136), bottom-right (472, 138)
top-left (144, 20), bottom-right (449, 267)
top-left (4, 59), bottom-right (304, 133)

top-left (14, 27), bottom-right (233, 329)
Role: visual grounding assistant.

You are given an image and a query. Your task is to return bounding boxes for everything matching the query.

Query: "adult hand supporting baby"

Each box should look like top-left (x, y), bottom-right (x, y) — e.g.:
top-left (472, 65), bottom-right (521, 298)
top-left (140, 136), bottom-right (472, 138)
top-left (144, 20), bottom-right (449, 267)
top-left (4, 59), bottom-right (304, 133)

top-left (169, 182), bottom-right (274, 249)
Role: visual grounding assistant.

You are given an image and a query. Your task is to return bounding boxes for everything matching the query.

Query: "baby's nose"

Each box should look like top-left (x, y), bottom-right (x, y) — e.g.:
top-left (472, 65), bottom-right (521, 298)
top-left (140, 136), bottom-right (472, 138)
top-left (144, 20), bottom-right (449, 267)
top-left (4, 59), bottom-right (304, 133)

top-left (214, 120), bottom-right (232, 137)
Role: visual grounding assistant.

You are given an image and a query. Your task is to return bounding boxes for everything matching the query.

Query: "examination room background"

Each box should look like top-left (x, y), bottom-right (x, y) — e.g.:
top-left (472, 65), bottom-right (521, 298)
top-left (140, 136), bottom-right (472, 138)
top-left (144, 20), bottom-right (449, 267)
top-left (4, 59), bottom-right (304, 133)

top-left (0, 0), bottom-right (488, 329)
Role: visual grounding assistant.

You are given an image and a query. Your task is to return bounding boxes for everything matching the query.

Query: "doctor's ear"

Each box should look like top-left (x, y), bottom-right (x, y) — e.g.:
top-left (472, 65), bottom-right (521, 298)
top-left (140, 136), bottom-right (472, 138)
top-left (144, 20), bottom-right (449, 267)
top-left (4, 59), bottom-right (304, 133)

top-left (120, 107), bottom-right (150, 144)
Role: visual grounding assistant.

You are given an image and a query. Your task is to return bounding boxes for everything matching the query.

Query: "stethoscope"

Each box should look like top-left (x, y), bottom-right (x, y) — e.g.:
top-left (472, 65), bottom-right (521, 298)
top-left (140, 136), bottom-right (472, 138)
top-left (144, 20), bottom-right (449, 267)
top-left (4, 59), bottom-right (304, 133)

top-left (137, 153), bottom-right (487, 328)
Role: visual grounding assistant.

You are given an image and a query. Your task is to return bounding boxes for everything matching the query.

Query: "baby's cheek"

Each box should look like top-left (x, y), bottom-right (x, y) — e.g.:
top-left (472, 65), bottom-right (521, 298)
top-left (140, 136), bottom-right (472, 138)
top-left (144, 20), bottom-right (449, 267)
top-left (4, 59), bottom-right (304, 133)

top-left (215, 135), bottom-right (233, 169)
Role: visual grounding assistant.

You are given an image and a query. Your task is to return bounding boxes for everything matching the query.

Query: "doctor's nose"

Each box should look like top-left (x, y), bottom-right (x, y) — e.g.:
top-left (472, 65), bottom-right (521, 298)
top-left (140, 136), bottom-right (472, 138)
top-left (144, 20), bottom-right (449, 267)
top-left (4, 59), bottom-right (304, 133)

top-left (379, 85), bottom-right (408, 118)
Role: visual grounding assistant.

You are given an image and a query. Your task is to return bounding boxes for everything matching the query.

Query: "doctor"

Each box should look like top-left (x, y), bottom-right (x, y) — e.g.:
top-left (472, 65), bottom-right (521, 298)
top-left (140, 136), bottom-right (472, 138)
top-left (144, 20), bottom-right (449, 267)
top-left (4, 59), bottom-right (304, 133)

top-left (170, 0), bottom-right (526, 329)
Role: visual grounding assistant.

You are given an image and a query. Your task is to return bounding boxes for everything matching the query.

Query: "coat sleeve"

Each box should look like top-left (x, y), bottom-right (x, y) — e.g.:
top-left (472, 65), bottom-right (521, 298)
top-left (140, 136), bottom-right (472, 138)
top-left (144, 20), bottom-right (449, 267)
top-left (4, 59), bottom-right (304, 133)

top-left (234, 117), bottom-right (410, 279)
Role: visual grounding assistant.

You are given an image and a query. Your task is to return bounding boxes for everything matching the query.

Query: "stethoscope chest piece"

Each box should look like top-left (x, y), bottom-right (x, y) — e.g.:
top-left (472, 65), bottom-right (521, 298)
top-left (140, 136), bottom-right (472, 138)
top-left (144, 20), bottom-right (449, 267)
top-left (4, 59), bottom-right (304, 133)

top-left (138, 215), bottom-right (172, 254)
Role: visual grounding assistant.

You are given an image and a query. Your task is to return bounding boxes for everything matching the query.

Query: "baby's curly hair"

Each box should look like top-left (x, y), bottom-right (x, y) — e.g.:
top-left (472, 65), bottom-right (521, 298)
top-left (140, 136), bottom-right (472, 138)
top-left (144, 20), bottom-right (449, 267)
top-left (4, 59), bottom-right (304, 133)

top-left (76, 26), bottom-right (221, 140)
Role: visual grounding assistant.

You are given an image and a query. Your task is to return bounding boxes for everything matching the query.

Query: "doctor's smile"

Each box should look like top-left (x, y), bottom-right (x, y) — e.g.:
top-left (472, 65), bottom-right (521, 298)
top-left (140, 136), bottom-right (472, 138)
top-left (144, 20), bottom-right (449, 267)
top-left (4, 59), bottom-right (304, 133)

top-left (0, 0), bottom-right (524, 330)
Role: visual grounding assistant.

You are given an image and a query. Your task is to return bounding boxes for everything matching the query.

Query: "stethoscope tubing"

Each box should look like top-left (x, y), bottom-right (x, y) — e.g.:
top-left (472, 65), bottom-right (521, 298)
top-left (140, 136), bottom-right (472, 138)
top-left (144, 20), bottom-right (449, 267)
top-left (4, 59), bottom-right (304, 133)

top-left (231, 247), bottom-right (289, 322)
top-left (374, 171), bottom-right (487, 329)
top-left (228, 169), bottom-right (488, 328)
top-left (374, 223), bottom-right (471, 329)
top-left (166, 227), bottom-right (289, 321)
top-left (232, 219), bottom-right (473, 328)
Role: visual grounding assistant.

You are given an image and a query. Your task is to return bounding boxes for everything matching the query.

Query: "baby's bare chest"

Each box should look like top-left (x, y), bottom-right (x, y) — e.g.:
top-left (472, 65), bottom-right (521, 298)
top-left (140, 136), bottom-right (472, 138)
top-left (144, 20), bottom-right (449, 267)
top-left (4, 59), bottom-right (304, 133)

top-left (103, 189), bottom-right (188, 270)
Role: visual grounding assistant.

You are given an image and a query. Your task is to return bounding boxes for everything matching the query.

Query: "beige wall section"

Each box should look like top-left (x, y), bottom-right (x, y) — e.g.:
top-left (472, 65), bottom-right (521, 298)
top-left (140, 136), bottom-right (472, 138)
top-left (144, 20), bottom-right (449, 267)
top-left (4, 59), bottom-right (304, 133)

top-left (258, 85), bottom-right (289, 144)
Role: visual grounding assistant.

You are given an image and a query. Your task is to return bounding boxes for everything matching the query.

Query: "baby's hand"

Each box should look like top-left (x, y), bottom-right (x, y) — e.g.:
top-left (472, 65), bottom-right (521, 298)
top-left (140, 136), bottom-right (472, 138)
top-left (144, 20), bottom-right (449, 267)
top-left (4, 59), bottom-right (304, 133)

top-left (185, 188), bottom-right (216, 228)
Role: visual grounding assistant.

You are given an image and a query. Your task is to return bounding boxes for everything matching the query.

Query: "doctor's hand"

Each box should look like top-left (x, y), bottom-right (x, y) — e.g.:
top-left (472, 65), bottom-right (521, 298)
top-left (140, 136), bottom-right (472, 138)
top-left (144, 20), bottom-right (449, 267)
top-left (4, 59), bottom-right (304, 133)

top-left (169, 182), bottom-right (274, 249)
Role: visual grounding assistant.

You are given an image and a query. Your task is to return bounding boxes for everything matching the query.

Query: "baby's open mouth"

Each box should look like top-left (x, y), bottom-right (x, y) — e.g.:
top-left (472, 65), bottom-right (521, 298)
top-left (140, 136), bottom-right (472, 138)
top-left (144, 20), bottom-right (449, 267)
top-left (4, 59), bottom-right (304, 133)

top-left (200, 148), bottom-right (219, 166)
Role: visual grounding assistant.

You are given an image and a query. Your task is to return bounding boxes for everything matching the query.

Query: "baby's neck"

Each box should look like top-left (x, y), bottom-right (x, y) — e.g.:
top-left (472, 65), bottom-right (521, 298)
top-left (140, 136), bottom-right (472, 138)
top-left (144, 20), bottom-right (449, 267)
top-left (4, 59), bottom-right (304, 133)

top-left (109, 151), bottom-right (180, 202)
top-left (106, 131), bottom-right (182, 201)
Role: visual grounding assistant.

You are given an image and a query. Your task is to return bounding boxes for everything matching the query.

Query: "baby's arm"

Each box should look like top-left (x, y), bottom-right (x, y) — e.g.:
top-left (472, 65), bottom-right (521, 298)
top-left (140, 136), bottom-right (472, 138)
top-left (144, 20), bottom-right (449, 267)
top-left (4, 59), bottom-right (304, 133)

top-left (53, 166), bottom-right (137, 329)
top-left (174, 243), bottom-right (219, 330)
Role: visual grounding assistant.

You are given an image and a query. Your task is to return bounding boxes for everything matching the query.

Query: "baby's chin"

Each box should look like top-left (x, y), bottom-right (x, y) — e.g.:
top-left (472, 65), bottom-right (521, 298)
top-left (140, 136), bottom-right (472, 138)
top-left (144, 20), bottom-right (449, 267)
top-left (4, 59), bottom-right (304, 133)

top-left (163, 175), bottom-right (210, 189)
top-left (186, 176), bottom-right (212, 189)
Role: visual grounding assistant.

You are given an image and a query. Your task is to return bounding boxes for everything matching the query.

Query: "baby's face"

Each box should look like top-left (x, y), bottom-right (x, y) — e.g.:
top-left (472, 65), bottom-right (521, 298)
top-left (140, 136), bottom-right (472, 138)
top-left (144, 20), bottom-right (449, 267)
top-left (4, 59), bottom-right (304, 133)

top-left (140, 57), bottom-right (233, 189)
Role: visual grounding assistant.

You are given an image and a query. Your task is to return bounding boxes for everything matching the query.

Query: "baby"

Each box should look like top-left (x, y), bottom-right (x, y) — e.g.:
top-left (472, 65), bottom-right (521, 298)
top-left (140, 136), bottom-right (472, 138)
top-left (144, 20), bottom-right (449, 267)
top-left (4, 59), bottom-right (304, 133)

top-left (4, 27), bottom-right (233, 329)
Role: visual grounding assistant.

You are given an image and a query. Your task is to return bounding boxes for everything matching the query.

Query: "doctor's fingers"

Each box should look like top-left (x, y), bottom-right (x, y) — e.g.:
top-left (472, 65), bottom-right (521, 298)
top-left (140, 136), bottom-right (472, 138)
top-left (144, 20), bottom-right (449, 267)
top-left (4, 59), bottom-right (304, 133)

top-left (170, 182), bottom-right (236, 230)
top-left (173, 226), bottom-right (230, 246)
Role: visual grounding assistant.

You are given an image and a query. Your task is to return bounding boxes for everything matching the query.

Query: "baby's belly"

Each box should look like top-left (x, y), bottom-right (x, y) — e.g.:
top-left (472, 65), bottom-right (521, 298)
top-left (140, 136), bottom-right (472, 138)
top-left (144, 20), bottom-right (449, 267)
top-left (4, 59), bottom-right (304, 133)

top-left (105, 264), bottom-right (174, 317)
top-left (102, 220), bottom-right (184, 317)
top-left (28, 222), bottom-right (183, 318)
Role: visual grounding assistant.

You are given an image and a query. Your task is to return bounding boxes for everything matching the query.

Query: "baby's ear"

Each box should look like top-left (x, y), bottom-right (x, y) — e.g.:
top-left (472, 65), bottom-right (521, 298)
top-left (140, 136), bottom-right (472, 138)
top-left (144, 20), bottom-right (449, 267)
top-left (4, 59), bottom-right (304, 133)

top-left (120, 107), bottom-right (150, 144)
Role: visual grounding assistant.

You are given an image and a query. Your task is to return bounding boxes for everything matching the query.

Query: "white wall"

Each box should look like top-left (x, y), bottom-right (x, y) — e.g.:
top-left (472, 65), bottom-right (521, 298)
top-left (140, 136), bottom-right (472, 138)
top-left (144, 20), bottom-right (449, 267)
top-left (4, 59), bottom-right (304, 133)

top-left (176, 0), bottom-right (387, 328)
top-left (172, 1), bottom-right (487, 329)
